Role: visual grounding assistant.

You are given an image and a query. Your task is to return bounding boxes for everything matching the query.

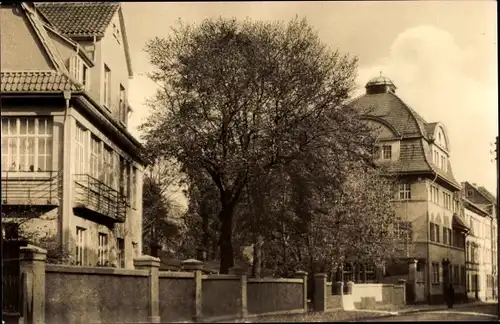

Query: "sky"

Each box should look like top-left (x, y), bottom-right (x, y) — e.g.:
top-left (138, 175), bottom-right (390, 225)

top-left (122, 1), bottom-right (498, 195)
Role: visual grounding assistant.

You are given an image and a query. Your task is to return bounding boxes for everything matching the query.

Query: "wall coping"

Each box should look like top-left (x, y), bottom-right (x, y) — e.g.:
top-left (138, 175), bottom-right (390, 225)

top-left (203, 274), bottom-right (241, 280)
top-left (46, 264), bottom-right (149, 277)
top-left (247, 278), bottom-right (303, 284)
top-left (158, 271), bottom-right (194, 278)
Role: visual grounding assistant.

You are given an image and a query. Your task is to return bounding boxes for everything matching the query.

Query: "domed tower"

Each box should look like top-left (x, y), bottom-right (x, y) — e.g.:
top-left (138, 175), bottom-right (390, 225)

top-left (365, 73), bottom-right (397, 95)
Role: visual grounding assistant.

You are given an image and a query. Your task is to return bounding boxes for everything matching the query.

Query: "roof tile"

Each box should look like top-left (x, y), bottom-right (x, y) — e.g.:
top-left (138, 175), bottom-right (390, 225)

top-left (35, 2), bottom-right (119, 37)
top-left (1, 71), bottom-right (81, 92)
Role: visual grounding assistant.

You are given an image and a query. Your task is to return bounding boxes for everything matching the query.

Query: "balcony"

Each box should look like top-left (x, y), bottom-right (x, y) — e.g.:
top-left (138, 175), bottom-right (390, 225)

top-left (73, 174), bottom-right (126, 223)
top-left (1, 171), bottom-right (61, 209)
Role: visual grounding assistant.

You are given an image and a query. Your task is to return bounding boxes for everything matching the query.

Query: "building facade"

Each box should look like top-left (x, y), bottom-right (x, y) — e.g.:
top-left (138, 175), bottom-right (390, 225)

top-left (349, 76), bottom-right (469, 304)
top-left (462, 181), bottom-right (498, 301)
top-left (1, 2), bottom-right (146, 269)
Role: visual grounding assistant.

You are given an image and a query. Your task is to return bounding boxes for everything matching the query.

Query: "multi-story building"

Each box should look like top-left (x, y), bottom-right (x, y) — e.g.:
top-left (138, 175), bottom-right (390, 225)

top-left (349, 75), bottom-right (469, 304)
top-left (462, 181), bottom-right (497, 300)
top-left (0, 2), bottom-right (147, 269)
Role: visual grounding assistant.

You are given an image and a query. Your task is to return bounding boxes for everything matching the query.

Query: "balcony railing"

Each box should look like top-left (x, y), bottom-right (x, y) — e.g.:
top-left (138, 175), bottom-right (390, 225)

top-left (73, 174), bottom-right (126, 223)
top-left (1, 171), bottom-right (61, 206)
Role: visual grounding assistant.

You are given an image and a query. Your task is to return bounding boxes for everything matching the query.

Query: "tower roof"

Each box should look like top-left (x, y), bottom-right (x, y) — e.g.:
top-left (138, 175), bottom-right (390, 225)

top-left (365, 75), bottom-right (397, 90)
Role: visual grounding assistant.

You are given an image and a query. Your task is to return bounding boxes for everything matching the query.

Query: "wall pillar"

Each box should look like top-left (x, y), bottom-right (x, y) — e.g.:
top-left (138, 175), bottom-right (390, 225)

top-left (294, 271), bottom-right (308, 312)
top-left (229, 266), bottom-right (248, 319)
top-left (313, 273), bottom-right (327, 312)
top-left (134, 255), bottom-right (161, 323)
top-left (181, 259), bottom-right (204, 322)
top-left (20, 245), bottom-right (47, 324)
top-left (408, 259), bottom-right (418, 303)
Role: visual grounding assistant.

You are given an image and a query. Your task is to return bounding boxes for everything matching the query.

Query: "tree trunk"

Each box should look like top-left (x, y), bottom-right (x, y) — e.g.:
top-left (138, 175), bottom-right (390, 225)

top-left (218, 206), bottom-right (235, 274)
top-left (201, 210), bottom-right (209, 261)
top-left (252, 235), bottom-right (264, 278)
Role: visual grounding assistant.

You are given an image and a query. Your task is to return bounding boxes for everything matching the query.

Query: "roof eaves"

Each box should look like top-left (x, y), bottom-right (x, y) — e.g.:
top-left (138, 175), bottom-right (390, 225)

top-left (117, 7), bottom-right (134, 78)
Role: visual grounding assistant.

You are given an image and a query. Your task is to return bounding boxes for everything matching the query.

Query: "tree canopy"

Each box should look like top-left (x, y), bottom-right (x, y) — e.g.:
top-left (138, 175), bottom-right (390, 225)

top-left (141, 17), bottom-right (397, 274)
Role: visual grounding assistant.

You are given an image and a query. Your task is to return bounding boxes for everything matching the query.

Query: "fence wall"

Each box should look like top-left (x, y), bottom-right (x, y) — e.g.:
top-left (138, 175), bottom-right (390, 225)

top-left (20, 246), bottom-right (307, 324)
top-left (313, 274), bottom-right (406, 313)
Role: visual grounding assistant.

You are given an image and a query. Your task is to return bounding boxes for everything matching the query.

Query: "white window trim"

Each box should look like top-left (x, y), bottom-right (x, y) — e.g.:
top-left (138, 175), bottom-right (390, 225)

top-left (1, 117), bottom-right (53, 172)
top-left (103, 64), bottom-right (111, 109)
top-left (382, 145), bottom-right (392, 160)
top-left (398, 183), bottom-right (411, 200)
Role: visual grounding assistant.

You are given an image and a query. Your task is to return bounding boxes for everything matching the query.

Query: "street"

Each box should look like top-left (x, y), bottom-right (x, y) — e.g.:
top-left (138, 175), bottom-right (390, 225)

top-left (365, 303), bottom-right (499, 322)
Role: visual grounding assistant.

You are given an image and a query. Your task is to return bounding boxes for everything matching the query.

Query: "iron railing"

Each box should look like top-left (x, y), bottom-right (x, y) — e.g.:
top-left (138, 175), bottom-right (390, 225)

top-left (73, 174), bottom-right (126, 223)
top-left (1, 171), bottom-right (61, 206)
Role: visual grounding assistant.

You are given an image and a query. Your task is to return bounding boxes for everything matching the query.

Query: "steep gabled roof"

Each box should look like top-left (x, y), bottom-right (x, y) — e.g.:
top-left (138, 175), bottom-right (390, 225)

top-left (478, 186), bottom-right (496, 204)
top-left (35, 2), bottom-right (119, 37)
top-left (35, 2), bottom-right (133, 77)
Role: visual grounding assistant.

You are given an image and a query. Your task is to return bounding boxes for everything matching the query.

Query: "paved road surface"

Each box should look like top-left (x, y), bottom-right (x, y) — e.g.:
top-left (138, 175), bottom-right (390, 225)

top-left (367, 304), bottom-right (499, 322)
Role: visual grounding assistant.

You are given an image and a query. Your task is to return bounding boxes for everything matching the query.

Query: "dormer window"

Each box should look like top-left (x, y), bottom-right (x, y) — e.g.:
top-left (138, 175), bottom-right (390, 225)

top-left (68, 55), bottom-right (90, 89)
top-left (382, 145), bottom-right (392, 160)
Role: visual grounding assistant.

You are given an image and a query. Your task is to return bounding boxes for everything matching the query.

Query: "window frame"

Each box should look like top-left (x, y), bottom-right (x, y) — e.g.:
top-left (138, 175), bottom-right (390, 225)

top-left (431, 262), bottom-right (440, 284)
top-left (103, 64), bottom-right (111, 109)
top-left (382, 145), bottom-right (392, 160)
top-left (1, 116), bottom-right (53, 172)
top-left (97, 232), bottom-right (109, 266)
top-left (75, 227), bottom-right (86, 266)
top-left (398, 183), bottom-right (411, 200)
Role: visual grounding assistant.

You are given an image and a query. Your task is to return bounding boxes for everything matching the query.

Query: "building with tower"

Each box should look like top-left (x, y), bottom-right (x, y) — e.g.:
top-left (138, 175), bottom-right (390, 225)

top-left (349, 75), bottom-right (469, 304)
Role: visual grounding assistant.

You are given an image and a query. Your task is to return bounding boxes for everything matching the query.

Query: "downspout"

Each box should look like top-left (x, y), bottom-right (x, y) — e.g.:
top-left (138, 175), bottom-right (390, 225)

top-left (427, 171), bottom-right (438, 303)
top-left (60, 90), bottom-right (71, 251)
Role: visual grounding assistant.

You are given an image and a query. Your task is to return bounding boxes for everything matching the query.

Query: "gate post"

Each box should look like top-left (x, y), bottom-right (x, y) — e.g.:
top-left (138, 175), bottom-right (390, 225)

top-left (20, 245), bottom-right (47, 324)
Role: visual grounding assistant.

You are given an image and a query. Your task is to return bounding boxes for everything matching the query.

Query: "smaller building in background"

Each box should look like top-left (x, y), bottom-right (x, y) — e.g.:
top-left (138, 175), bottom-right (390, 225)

top-left (461, 181), bottom-right (497, 301)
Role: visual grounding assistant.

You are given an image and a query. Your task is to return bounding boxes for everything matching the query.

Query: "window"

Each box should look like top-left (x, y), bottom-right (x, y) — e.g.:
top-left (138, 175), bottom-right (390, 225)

top-left (343, 263), bottom-right (354, 282)
top-left (443, 227), bottom-right (449, 245)
top-left (119, 84), bottom-right (127, 125)
top-left (97, 233), bottom-right (109, 266)
top-left (1, 117), bottom-right (53, 171)
top-left (373, 146), bottom-right (381, 159)
top-left (90, 136), bottom-right (102, 180)
top-left (117, 238), bottom-right (125, 268)
top-left (68, 56), bottom-right (90, 88)
top-left (365, 264), bottom-right (376, 282)
top-left (430, 223), bottom-right (440, 243)
top-left (130, 166), bottom-right (137, 208)
top-left (399, 183), bottom-right (411, 200)
top-left (453, 265), bottom-right (459, 285)
top-left (382, 145), bottom-right (392, 160)
top-left (466, 190), bottom-right (473, 198)
top-left (74, 123), bottom-right (87, 174)
top-left (430, 185), bottom-right (440, 204)
top-left (432, 262), bottom-right (440, 284)
top-left (466, 243), bottom-right (471, 262)
top-left (103, 146), bottom-right (114, 187)
top-left (461, 265), bottom-right (466, 287)
top-left (119, 156), bottom-right (128, 200)
top-left (396, 221), bottom-right (412, 242)
top-left (75, 227), bottom-right (86, 266)
top-left (103, 64), bottom-right (111, 108)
